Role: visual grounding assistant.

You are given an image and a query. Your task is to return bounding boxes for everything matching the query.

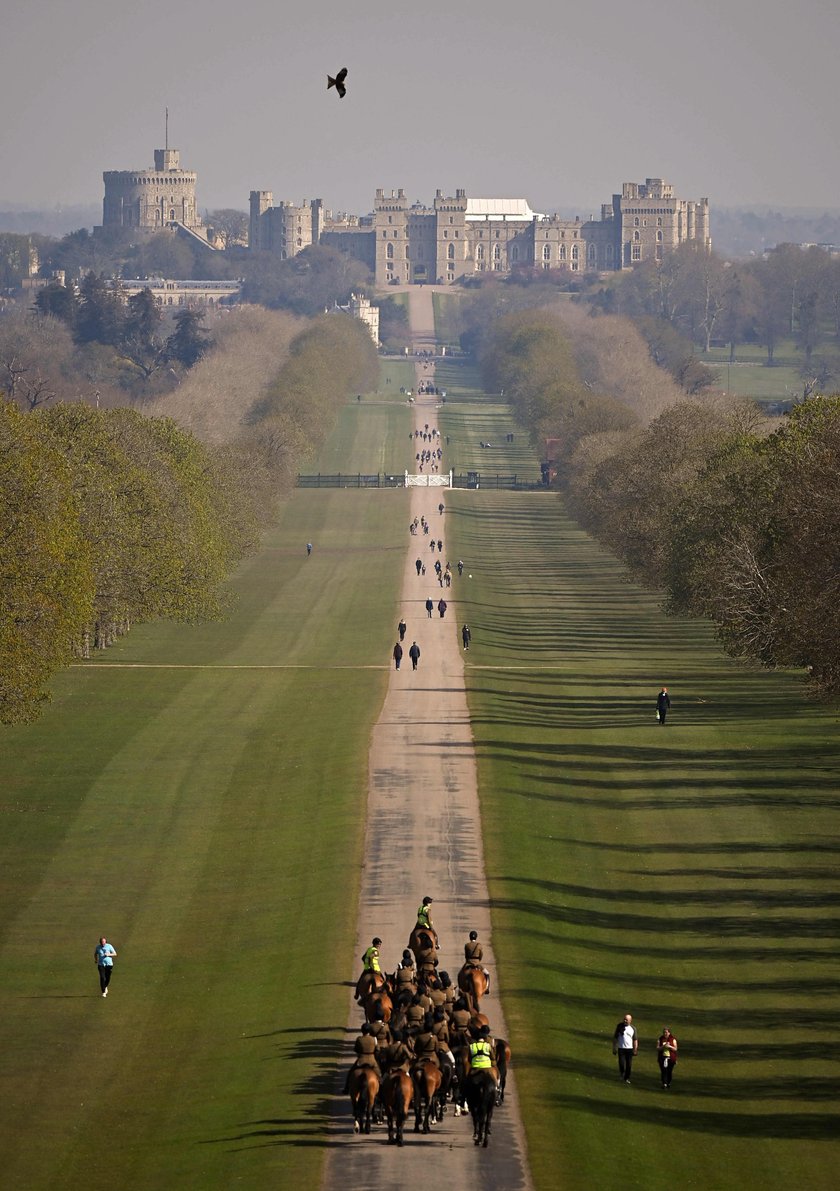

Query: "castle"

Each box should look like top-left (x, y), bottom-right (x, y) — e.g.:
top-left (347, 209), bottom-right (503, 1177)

top-left (103, 148), bottom-right (710, 284)
top-left (250, 178), bottom-right (710, 285)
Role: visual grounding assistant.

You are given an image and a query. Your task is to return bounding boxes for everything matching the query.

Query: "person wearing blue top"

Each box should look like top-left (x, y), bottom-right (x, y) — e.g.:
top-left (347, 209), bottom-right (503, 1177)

top-left (94, 936), bottom-right (117, 998)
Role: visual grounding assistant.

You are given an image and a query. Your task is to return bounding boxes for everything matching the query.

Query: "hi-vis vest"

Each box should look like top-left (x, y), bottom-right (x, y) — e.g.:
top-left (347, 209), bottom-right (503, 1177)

top-left (362, 946), bottom-right (380, 973)
top-left (416, 904), bottom-right (431, 929)
top-left (469, 1040), bottom-right (493, 1070)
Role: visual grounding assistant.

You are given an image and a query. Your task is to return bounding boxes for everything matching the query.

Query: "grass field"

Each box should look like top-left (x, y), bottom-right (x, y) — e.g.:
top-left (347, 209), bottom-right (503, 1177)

top-left (0, 402), bottom-right (408, 1190)
top-left (438, 364), bottom-right (840, 1191)
top-left (700, 339), bottom-right (840, 403)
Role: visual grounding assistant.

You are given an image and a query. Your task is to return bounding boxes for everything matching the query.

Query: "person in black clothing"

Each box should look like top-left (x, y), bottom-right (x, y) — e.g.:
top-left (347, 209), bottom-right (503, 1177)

top-left (657, 686), bottom-right (671, 724)
top-left (393, 642), bottom-right (403, 671)
top-left (462, 624), bottom-right (471, 650)
top-left (416, 558), bottom-right (423, 576)
top-left (398, 618), bottom-right (407, 642)
top-left (425, 597), bottom-right (434, 618)
top-left (408, 642), bottom-right (421, 671)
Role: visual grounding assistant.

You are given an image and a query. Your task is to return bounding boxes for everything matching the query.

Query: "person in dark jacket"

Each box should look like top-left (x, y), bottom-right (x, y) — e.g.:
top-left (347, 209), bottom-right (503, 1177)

top-left (462, 624), bottom-right (471, 650)
top-left (398, 618), bottom-right (407, 642)
top-left (656, 686), bottom-right (671, 724)
top-left (408, 641), bottom-right (421, 671)
top-left (393, 642), bottom-right (403, 671)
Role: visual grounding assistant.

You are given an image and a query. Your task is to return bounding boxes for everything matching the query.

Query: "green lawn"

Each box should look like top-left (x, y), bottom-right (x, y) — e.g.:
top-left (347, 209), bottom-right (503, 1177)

top-left (432, 357), bottom-right (840, 1190)
top-left (432, 291), bottom-right (463, 347)
top-left (0, 412), bottom-right (408, 1189)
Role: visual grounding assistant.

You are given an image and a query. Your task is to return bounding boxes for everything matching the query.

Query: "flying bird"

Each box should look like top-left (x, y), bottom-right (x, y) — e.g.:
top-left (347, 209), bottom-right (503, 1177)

top-left (327, 67), bottom-right (348, 98)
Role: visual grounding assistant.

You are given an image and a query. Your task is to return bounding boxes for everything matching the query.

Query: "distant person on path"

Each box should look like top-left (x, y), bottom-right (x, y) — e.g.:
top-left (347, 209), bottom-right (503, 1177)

top-left (426, 597), bottom-right (434, 618)
top-left (657, 686), bottom-right (671, 724)
top-left (462, 624), bottom-right (471, 650)
top-left (393, 642), bottom-right (403, 671)
top-left (438, 502), bottom-right (445, 515)
top-left (437, 539), bottom-right (443, 553)
top-left (416, 558), bottom-right (423, 576)
top-left (457, 559), bottom-right (464, 576)
top-left (437, 598), bottom-right (447, 619)
top-left (409, 641), bottom-right (421, 671)
top-left (306, 542), bottom-right (312, 556)
top-left (94, 936), bottom-right (117, 998)
top-left (613, 1013), bottom-right (638, 1083)
top-left (398, 618), bottom-right (407, 642)
top-left (657, 1027), bottom-right (678, 1089)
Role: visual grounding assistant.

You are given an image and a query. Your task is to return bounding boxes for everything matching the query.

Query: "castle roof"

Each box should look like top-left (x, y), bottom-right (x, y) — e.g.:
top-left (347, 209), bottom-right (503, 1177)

top-left (465, 198), bottom-right (544, 222)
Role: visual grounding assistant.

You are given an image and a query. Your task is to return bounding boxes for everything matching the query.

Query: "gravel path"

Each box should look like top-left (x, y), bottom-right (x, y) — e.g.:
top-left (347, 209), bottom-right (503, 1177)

top-left (321, 290), bottom-right (533, 1189)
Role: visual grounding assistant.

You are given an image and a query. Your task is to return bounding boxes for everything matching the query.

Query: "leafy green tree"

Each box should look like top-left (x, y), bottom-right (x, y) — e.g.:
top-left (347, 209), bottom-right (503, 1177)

top-left (165, 309), bottom-right (212, 369)
top-left (34, 281), bottom-right (78, 327)
top-left (76, 272), bottom-right (125, 347)
top-left (0, 401), bottom-right (94, 722)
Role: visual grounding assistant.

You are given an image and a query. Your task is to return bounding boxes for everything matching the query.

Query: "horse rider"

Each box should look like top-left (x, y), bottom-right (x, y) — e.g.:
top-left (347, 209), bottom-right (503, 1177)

top-left (414, 1015), bottom-right (441, 1069)
top-left (415, 896), bottom-right (437, 941)
top-left (406, 993), bottom-right (426, 1035)
top-left (354, 936), bottom-right (382, 1000)
top-left (463, 929), bottom-right (491, 994)
top-left (369, 1005), bottom-right (392, 1048)
top-left (439, 970), bottom-right (457, 1015)
top-left (449, 997), bottom-right (473, 1049)
top-left (342, 1022), bottom-right (382, 1092)
top-left (380, 1028), bottom-right (414, 1075)
top-left (467, 1025), bottom-right (498, 1087)
top-left (395, 949), bottom-right (417, 995)
top-left (427, 976), bottom-right (447, 1012)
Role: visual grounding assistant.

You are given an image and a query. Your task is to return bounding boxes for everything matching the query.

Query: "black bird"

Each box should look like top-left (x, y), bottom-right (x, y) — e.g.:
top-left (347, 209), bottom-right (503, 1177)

top-left (327, 67), bottom-right (348, 98)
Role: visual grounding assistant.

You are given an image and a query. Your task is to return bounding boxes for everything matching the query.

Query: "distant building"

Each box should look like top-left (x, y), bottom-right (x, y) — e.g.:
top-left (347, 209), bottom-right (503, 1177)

top-left (249, 178), bottom-right (710, 285)
top-left (110, 278), bottom-right (241, 308)
top-left (332, 292), bottom-right (380, 345)
top-left (102, 147), bottom-right (211, 248)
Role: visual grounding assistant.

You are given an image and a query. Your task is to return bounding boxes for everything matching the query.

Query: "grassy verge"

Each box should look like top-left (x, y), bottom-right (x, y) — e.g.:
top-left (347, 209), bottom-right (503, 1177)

top-left (0, 412), bottom-right (408, 1189)
top-left (439, 361), bottom-right (840, 1191)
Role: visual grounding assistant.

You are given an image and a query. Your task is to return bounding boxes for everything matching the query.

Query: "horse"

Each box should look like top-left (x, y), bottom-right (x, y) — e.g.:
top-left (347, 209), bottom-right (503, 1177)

top-left (495, 1038), bottom-right (512, 1105)
top-left (458, 964), bottom-right (487, 1013)
top-left (362, 986), bottom-right (393, 1024)
top-left (381, 1070), bottom-right (413, 1146)
top-left (349, 1066), bottom-right (379, 1135)
top-left (355, 969), bottom-right (386, 1002)
top-left (465, 1069), bottom-right (496, 1147)
top-left (412, 1060), bottom-right (443, 1133)
top-left (408, 926), bottom-right (438, 959)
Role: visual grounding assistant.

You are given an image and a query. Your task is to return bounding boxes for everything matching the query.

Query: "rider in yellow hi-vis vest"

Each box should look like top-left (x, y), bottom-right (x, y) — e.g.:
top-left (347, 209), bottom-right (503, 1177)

top-left (468, 1033), bottom-right (494, 1071)
top-left (354, 936), bottom-right (382, 1000)
top-left (416, 897), bottom-right (433, 930)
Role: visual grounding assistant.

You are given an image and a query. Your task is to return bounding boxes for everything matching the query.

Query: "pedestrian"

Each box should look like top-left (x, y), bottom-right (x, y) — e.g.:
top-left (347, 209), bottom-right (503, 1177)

top-left (462, 624), bottom-right (471, 650)
top-left (612, 1013), bottom-right (638, 1083)
top-left (393, 642), bottom-right (403, 671)
top-left (657, 1027), bottom-right (678, 1089)
top-left (306, 542), bottom-right (312, 556)
top-left (656, 686), bottom-right (671, 725)
top-left (430, 540), bottom-right (436, 553)
top-left (416, 558), bottom-right (423, 576)
top-left (408, 641), bottom-right (421, 670)
top-left (437, 598), bottom-right (447, 619)
top-left (458, 559), bottom-right (464, 576)
top-left (426, 597), bottom-right (434, 619)
top-left (398, 618), bottom-right (407, 642)
top-left (94, 936), bottom-right (117, 998)
top-left (437, 539), bottom-right (443, 553)
top-left (438, 502), bottom-right (445, 515)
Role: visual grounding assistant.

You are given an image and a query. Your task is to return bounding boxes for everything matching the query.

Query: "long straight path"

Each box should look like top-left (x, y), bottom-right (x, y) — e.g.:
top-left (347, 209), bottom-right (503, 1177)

top-left (322, 290), bottom-right (532, 1188)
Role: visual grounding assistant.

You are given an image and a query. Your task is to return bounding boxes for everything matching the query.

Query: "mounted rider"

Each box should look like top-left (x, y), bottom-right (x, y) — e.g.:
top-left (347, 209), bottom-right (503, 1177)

top-left (395, 949), bottom-right (417, 995)
top-left (380, 1028), bottom-right (414, 1075)
top-left (415, 896), bottom-right (440, 949)
top-left (354, 936), bottom-right (383, 1001)
top-left (462, 929), bottom-right (491, 994)
top-left (342, 1021), bottom-right (382, 1092)
top-left (467, 1025), bottom-right (499, 1089)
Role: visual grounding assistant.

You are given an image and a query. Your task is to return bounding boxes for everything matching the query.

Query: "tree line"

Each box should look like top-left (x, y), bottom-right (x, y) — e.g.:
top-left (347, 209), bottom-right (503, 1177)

top-left (1, 311), bottom-right (377, 723)
top-left (481, 307), bottom-right (840, 699)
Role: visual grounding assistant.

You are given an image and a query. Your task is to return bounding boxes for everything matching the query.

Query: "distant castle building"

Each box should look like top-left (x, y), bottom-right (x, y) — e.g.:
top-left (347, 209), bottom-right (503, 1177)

top-left (250, 177), bottom-right (710, 285)
top-left (102, 147), bottom-right (207, 242)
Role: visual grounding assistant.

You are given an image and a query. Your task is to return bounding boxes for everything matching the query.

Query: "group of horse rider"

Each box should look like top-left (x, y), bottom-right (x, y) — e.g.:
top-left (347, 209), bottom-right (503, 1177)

top-left (345, 898), bottom-right (501, 1103)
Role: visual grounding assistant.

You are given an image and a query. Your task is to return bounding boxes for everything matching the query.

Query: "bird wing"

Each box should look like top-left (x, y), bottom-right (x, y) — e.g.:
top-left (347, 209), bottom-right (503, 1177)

top-left (336, 67), bottom-right (348, 83)
top-left (336, 83), bottom-right (346, 98)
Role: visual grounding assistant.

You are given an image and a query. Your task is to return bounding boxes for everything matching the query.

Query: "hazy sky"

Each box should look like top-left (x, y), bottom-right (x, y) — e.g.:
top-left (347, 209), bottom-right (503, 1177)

top-left (3, 0), bottom-right (838, 217)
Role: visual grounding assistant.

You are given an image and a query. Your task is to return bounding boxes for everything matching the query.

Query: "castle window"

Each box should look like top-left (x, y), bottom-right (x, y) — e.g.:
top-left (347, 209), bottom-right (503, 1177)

top-left (572, 245), bottom-right (579, 260)
top-left (512, 245), bottom-right (519, 262)
top-left (542, 244), bottom-right (550, 261)
top-left (382, 231), bottom-right (387, 238)
top-left (559, 245), bottom-right (566, 261)
top-left (449, 216), bottom-right (454, 224)
top-left (655, 245), bottom-right (663, 260)
top-left (447, 244), bottom-right (455, 259)
top-left (632, 244), bottom-right (642, 261)
top-left (443, 230), bottom-right (448, 238)
top-left (494, 262), bottom-right (502, 271)
top-left (170, 209), bottom-right (176, 221)
top-left (477, 244), bottom-right (484, 261)
top-left (388, 215), bottom-right (392, 223)
top-left (493, 244), bottom-right (501, 260)
top-left (387, 243), bottom-right (394, 259)
top-left (633, 230), bottom-right (640, 242)
top-left (657, 216), bottom-right (663, 227)
top-left (454, 230), bottom-right (459, 238)
top-left (588, 244), bottom-right (596, 264)
top-left (656, 230), bottom-right (663, 242)
top-left (634, 217), bottom-right (640, 227)
top-left (405, 246), bottom-right (410, 259)
top-left (495, 230), bottom-right (500, 238)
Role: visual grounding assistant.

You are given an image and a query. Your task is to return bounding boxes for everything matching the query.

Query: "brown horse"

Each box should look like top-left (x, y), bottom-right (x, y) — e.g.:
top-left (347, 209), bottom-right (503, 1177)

top-left (465, 1069), bottom-right (496, 1147)
top-left (349, 1066), bottom-right (379, 1135)
top-left (495, 1038), bottom-right (512, 1104)
top-left (458, 964), bottom-right (487, 1013)
top-left (412, 1060), bottom-right (443, 1133)
top-left (355, 969), bottom-right (386, 1002)
top-left (381, 1070), bottom-right (413, 1146)
top-left (408, 925), bottom-right (438, 959)
top-left (362, 987), bottom-right (393, 1024)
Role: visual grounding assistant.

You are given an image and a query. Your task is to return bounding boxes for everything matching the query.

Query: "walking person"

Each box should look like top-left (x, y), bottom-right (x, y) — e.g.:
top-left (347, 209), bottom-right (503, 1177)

top-left (306, 542), bottom-right (312, 556)
top-left (425, 597), bottom-right (434, 619)
top-left (457, 559), bottom-right (464, 576)
top-left (612, 1013), bottom-right (638, 1083)
top-left (657, 1028), bottom-right (678, 1089)
top-left (437, 539), bottom-right (443, 553)
top-left (656, 686), bottom-right (671, 725)
top-left (94, 936), bottom-right (117, 998)
top-left (393, 642), bottom-right (403, 671)
top-left (462, 624), bottom-right (471, 650)
top-left (398, 618), bottom-right (407, 642)
top-left (408, 641), bottom-right (421, 671)
top-left (437, 598), bottom-right (447, 619)
top-left (416, 558), bottom-right (423, 576)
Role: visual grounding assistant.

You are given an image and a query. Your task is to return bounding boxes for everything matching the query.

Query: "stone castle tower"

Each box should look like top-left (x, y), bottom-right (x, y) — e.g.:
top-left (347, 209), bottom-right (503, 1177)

top-left (102, 147), bottom-right (201, 231)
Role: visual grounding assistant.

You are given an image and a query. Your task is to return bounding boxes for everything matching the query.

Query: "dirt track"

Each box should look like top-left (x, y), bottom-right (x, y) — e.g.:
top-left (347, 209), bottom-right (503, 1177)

top-left (321, 290), bottom-right (532, 1188)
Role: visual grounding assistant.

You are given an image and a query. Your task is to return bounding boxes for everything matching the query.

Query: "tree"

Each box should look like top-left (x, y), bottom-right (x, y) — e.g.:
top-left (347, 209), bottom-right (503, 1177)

top-left (206, 209), bottom-right (248, 250)
top-left (34, 281), bottom-right (78, 327)
top-left (0, 401), bottom-right (94, 722)
top-left (121, 288), bottom-right (167, 381)
top-left (165, 309), bottom-right (212, 369)
top-left (75, 272), bottom-right (125, 347)
top-left (241, 245), bottom-right (372, 315)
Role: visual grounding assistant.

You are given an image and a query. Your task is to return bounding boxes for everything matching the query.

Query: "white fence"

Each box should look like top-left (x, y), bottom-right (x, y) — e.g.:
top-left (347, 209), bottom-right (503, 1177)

top-left (405, 470), bottom-right (452, 488)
